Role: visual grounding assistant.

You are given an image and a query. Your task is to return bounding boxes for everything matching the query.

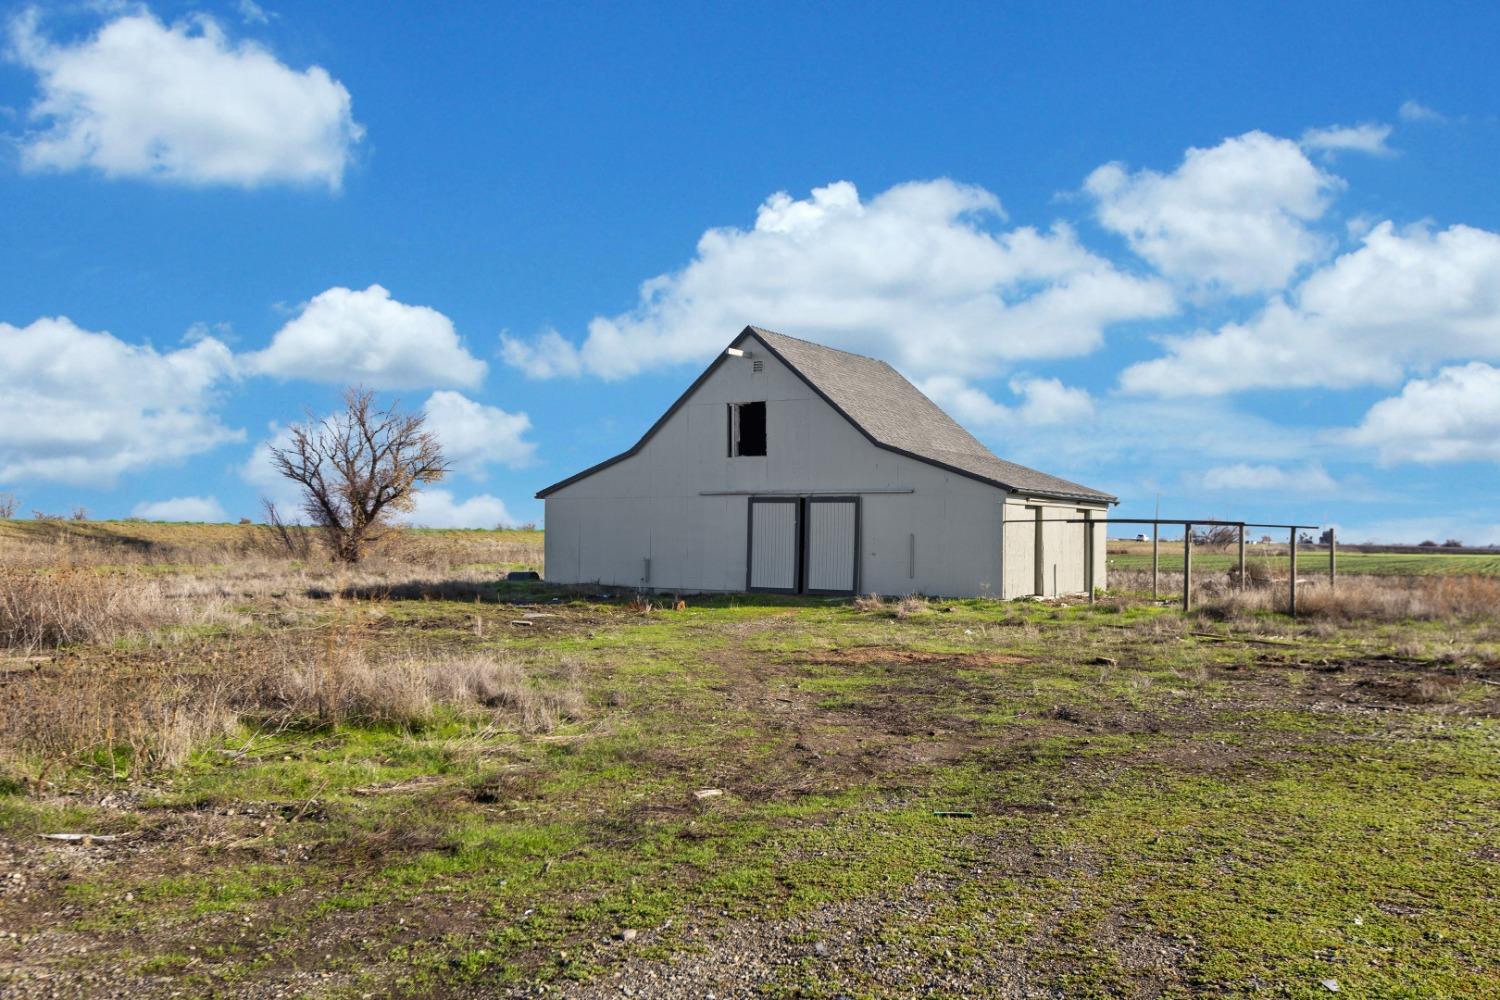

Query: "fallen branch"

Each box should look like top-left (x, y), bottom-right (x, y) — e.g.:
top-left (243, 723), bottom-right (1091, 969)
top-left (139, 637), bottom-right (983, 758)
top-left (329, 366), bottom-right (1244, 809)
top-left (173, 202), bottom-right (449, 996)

top-left (1190, 631), bottom-right (1297, 647)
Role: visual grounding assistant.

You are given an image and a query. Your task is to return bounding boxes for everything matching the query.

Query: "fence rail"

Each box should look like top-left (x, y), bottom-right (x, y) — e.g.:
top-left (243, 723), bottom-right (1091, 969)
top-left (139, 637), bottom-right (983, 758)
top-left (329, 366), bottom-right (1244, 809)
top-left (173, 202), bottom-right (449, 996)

top-left (1052, 517), bottom-right (1330, 617)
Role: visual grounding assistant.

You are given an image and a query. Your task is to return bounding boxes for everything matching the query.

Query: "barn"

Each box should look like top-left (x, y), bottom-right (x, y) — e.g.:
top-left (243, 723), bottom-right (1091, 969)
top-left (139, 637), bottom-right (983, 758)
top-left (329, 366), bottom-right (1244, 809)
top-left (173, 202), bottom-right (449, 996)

top-left (537, 327), bottom-right (1112, 598)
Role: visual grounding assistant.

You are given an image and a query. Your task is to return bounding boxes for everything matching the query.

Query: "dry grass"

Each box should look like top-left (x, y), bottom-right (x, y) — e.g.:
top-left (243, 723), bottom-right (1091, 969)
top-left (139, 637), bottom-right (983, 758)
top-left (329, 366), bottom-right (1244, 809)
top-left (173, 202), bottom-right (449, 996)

top-left (246, 640), bottom-right (585, 732)
top-left (854, 593), bottom-right (929, 618)
top-left (1, 641), bottom-right (585, 780)
top-left (1111, 566), bottom-right (1500, 623)
top-left (1203, 573), bottom-right (1500, 622)
top-left (0, 568), bottom-right (244, 652)
top-left (0, 521), bottom-right (544, 653)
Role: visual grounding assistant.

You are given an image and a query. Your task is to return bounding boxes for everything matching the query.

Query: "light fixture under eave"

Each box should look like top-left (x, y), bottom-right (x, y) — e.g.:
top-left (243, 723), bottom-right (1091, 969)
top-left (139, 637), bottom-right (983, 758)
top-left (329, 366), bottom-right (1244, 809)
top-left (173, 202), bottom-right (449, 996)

top-left (725, 347), bottom-right (750, 357)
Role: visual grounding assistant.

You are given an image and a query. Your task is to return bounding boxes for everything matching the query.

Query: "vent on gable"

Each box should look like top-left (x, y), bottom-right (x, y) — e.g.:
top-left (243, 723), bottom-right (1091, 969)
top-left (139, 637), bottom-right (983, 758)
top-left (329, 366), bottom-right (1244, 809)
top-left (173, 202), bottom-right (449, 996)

top-left (752, 359), bottom-right (764, 373)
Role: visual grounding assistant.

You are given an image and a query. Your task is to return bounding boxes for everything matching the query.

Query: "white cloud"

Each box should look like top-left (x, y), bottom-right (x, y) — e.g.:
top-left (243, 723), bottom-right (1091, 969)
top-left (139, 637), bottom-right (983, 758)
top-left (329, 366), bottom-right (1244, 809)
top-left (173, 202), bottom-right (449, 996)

top-left (1121, 221), bottom-right (1500, 396)
top-left (501, 329), bottom-right (584, 379)
top-left (1300, 122), bottom-right (1393, 156)
top-left (131, 495), bottom-right (228, 521)
top-left (922, 375), bottom-right (1094, 429)
top-left (237, 1), bottom-right (272, 26)
top-left (1347, 363), bottom-right (1500, 465)
top-left (401, 489), bottom-right (516, 529)
top-left (422, 391), bottom-right (535, 474)
top-left (8, 8), bottom-right (361, 189)
top-left (1085, 131), bottom-right (1340, 294)
top-left (240, 426), bottom-right (297, 509)
top-left (502, 179), bottom-right (1174, 383)
top-left (0, 316), bottom-right (240, 486)
top-left (1398, 100), bottom-right (1445, 123)
top-left (249, 285), bottom-right (486, 389)
top-left (1198, 462), bottom-right (1338, 494)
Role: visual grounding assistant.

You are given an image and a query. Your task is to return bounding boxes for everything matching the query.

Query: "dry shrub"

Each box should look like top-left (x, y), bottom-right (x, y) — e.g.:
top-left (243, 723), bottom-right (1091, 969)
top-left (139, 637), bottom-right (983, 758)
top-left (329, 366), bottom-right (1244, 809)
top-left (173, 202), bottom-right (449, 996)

top-left (0, 568), bottom-right (167, 650)
top-left (0, 663), bottom-right (236, 779)
top-left (895, 595), bottom-right (928, 618)
top-left (242, 640), bottom-right (584, 733)
top-left (1, 641), bottom-right (588, 779)
top-left (853, 593), bottom-right (928, 618)
top-left (0, 567), bottom-right (244, 652)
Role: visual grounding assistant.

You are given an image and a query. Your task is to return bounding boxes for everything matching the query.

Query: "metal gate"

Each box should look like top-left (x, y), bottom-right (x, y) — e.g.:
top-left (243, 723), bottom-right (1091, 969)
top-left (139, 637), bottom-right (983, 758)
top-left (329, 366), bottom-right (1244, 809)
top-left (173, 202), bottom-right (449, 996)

top-left (746, 496), bottom-right (860, 595)
top-left (747, 498), bottom-right (800, 592)
top-left (804, 497), bottom-right (859, 595)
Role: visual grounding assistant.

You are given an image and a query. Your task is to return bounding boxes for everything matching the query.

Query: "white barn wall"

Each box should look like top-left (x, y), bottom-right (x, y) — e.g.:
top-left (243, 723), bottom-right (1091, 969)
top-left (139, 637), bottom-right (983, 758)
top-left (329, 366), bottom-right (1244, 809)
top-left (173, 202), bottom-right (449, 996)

top-left (543, 342), bottom-right (1106, 598)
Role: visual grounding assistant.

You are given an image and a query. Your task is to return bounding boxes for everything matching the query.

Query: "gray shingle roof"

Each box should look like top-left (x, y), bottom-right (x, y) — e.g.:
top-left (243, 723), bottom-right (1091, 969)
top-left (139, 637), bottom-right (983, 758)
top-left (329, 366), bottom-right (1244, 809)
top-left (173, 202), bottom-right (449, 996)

top-left (747, 328), bottom-right (1115, 504)
top-left (536, 325), bottom-right (1115, 503)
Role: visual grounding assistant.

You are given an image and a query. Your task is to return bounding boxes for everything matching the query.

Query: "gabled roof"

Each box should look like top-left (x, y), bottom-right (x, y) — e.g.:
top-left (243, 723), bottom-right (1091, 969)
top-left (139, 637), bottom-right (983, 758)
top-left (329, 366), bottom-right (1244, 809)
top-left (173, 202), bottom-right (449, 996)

top-left (536, 326), bottom-right (1116, 504)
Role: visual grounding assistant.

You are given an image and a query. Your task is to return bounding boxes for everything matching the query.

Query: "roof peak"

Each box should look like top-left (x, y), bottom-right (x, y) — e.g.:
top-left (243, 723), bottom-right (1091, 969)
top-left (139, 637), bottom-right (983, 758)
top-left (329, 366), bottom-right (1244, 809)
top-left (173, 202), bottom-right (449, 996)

top-left (536, 325), bottom-right (1115, 503)
top-left (743, 326), bottom-right (894, 369)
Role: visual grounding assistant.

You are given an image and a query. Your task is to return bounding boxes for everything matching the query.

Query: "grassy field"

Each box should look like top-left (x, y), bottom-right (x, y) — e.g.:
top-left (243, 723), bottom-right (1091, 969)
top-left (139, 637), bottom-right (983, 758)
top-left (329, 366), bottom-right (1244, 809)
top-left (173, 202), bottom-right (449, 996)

top-left (2, 522), bottom-right (1498, 998)
top-left (1107, 539), bottom-right (1500, 577)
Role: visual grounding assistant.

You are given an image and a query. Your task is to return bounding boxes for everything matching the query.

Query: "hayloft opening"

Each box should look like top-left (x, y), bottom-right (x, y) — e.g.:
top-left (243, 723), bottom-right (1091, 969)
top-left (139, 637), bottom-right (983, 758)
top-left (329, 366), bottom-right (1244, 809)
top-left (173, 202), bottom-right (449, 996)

top-left (729, 401), bottom-right (766, 457)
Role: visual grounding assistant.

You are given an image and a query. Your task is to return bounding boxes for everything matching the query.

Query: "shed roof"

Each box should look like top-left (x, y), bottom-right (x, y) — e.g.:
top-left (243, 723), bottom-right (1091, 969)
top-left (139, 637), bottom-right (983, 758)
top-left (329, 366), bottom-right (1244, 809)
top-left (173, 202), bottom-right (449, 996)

top-left (535, 326), bottom-right (1116, 504)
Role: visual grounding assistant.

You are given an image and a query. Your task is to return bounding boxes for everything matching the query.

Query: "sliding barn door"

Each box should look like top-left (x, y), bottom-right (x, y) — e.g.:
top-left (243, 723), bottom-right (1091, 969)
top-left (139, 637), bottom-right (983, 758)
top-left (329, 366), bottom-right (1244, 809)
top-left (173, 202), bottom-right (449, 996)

top-left (747, 498), bottom-right (800, 592)
top-left (804, 497), bottom-right (860, 595)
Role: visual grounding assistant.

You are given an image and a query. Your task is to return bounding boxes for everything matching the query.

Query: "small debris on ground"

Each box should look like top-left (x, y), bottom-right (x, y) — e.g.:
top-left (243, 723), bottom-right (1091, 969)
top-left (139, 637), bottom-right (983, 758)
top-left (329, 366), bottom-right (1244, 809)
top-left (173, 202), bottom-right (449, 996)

top-left (693, 788), bottom-right (724, 800)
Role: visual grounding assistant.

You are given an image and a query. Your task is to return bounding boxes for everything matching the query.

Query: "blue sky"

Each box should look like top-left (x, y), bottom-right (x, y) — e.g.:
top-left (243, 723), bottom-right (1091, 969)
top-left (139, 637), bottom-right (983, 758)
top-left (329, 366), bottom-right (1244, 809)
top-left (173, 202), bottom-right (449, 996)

top-left (3, 1), bottom-right (1499, 542)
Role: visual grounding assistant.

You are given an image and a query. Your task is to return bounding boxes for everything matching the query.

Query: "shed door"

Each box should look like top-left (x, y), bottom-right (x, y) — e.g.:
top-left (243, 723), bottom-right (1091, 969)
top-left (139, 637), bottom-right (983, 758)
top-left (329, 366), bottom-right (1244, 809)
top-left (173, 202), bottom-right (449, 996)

top-left (748, 498), bottom-right (799, 592)
top-left (804, 497), bottom-right (859, 595)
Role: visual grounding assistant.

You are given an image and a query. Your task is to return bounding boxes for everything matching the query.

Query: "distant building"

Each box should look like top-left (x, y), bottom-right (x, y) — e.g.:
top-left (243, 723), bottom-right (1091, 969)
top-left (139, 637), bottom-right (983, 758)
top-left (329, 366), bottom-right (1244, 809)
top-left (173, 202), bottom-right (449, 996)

top-left (538, 327), bottom-right (1113, 597)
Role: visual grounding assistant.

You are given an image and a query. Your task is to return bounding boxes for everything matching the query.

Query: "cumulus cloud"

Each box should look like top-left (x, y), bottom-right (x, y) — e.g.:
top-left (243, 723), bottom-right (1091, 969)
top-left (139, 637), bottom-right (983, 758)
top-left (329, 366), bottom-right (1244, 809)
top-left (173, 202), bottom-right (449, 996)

top-left (422, 391), bottom-right (535, 474)
top-left (400, 489), bottom-right (517, 529)
top-left (1120, 221), bottom-right (1500, 395)
top-left (1299, 122), bottom-right (1393, 156)
top-left (1085, 131), bottom-right (1340, 294)
top-left (1198, 462), bottom-right (1338, 494)
top-left (1347, 363), bottom-right (1500, 465)
top-left (922, 375), bottom-right (1094, 429)
top-left (249, 285), bottom-right (486, 389)
top-left (7, 8), bottom-right (361, 189)
top-left (131, 495), bottom-right (228, 521)
top-left (0, 316), bottom-right (240, 485)
top-left (502, 179), bottom-right (1174, 382)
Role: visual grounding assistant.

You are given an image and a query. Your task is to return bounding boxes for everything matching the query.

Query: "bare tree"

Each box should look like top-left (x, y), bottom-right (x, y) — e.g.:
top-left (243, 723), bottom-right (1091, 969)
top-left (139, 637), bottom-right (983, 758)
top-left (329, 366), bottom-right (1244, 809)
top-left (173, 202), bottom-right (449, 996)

top-left (269, 388), bottom-right (450, 563)
top-left (0, 493), bottom-right (17, 519)
top-left (1194, 524), bottom-right (1239, 550)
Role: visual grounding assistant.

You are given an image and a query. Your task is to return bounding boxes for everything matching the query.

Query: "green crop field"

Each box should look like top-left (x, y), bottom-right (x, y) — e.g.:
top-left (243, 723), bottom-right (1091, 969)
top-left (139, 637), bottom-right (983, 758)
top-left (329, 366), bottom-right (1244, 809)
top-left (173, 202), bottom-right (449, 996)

top-left (1107, 541), bottom-right (1500, 577)
top-left (2, 522), bottom-right (1498, 998)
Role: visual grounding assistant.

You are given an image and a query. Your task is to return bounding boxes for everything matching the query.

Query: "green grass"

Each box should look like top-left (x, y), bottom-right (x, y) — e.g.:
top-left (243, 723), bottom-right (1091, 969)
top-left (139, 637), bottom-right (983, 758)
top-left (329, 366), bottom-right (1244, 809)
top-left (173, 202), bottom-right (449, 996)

top-left (3, 581), bottom-right (1498, 997)
top-left (1108, 547), bottom-right (1500, 576)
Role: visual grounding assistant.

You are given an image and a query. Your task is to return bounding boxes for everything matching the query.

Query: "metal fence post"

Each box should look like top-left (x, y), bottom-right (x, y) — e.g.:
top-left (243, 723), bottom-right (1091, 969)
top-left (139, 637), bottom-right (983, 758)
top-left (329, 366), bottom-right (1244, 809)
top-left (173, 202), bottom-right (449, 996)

top-left (1329, 527), bottom-right (1336, 592)
top-left (1085, 515), bottom-right (1095, 605)
top-left (1238, 524), bottom-right (1247, 591)
top-left (1183, 523), bottom-right (1192, 612)
top-left (1151, 522), bottom-right (1160, 599)
top-left (1289, 527), bottom-right (1298, 618)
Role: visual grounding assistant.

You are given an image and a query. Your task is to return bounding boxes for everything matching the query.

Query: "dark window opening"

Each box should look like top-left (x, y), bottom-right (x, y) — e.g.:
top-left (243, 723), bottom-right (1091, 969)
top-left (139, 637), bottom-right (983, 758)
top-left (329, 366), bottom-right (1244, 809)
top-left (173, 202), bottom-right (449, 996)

top-left (729, 401), bottom-right (766, 457)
